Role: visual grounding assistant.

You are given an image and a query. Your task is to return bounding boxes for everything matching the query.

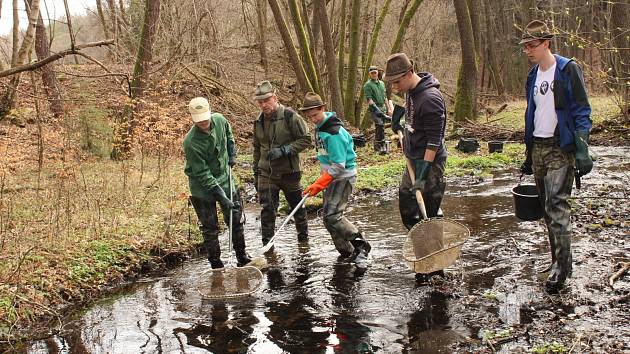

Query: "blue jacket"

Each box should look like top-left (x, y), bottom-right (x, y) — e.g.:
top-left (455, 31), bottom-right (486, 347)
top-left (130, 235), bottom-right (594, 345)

top-left (316, 112), bottom-right (357, 179)
top-left (524, 54), bottom-right (592, 152)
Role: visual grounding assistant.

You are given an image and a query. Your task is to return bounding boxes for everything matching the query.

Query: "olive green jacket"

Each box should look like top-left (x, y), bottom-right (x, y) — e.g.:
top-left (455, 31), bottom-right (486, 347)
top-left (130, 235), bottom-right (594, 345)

top-left (183, 113), bottom-right (236, 200)
top-left (253, 105), bottom-right (311, 178)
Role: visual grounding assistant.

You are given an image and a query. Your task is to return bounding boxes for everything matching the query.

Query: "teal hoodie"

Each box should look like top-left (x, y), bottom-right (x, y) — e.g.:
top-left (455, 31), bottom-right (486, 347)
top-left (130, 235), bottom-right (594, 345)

top-left (315, 112), bottom-right (357, 179)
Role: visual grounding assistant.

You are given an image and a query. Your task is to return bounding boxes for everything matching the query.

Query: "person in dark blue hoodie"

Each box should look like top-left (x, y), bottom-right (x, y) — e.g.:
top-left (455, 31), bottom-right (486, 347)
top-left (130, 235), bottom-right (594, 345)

top-left (518, 20), bottom-right (593, 293)
top-left (299, 92), bottom-right (371, 270)
top-left (384, 53), bottom-right (448, 282)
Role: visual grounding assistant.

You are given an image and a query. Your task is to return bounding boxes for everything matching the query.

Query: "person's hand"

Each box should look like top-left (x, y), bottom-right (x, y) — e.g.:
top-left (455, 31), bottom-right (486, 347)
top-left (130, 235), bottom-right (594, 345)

top-left (211, 186), bottom-right (234, 210)
top-left (267, 145), bottom-right (292, 160)
top-left (574, 131), bottom-right (593, 177)
top-left (228, 156), bottom-right (236, 167)
top-left (303, 172), bottom-right (334, 196)
top-left (412, 159), bottom-right (432, 191)
top-left (520, 149), bottom-right (533, 175)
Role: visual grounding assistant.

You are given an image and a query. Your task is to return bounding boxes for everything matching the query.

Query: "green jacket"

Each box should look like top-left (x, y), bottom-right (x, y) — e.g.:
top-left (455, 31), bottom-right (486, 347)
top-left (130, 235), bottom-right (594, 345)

top-left (253, 104), bottom-right (311, 178)
top-left (363, 78), bottom-right (387, 111)
top-left (183, 113), bottom-right (236, 200)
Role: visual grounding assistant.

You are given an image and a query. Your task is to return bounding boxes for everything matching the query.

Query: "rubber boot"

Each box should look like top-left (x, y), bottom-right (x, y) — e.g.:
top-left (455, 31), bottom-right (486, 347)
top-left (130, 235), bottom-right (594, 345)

top-left (259, 188), bottom-right (279, 246)
top-left (286, 189), bottom-right (309, 242)
top-left (546, 233), bottom-right (572, 293)
top-left (535, 177), bottom-right (556, 274)
top-left (236, 250), bottom-right (252, 267)
top-left (350, 237), bottom-right (371, 269)
top-left (204, 233), bottom-right (223, 269)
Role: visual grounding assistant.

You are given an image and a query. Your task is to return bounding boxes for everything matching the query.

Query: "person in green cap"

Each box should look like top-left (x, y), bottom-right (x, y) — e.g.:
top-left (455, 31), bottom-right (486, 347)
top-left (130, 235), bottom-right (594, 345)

top-left (252, 80), bottom-right (312, 246)
top-left (183, 97), bottom-right (251, 269)
top-left (299, 92), bottom-right (371, 270)
top-left (363, 65), bottom-right (393, 154)
top-left (518, 20), bottom-right (593, 293)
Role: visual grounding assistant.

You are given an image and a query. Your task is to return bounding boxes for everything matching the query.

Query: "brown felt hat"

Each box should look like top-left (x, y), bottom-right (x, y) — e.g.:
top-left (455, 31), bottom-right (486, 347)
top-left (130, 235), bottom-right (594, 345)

top-left (383, 53), bottom-right (413, 82)
top-left (298, 92), bottom-right (326, 111)
top-left (253, 80), bottom-right (276, 100)
top-left (519, 20), bottom-right (554, 44)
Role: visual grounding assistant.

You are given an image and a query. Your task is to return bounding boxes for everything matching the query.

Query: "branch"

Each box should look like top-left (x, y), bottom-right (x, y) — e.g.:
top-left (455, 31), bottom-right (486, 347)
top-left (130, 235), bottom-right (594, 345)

top-left (0, 39), bottom-right (114, 78)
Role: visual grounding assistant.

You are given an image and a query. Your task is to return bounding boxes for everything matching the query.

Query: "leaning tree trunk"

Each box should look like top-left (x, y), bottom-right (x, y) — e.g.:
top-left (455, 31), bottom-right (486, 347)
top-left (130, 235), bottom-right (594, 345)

top-left (111, 0), bottom-right (160, 159)
top-left (481, 0), bottom-right (504, 98)
top-left (337, 0), bottom-right (348, 94)
top-left (343, 0), bottom-right (360, 126)
top-left (33, 4), bottom-right (64, 117)
top-left (268, 0), bottom-right (313, 93)
top-left (0, 0), bottom-right (41, 120)
top-left (390, 0), bottom-right (423, 54)
top-left (287, 0), bottom-right (321, 94)
top-left (452, 0), bottom-right (478, 125)
top-left (256, 0), bottom-right (269, 77)
top-left (314, 0), bottom-right (343, 115)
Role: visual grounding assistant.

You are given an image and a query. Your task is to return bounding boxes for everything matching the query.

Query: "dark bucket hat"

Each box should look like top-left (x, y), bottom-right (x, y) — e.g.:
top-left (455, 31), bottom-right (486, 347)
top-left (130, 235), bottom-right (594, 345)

top-left (519, 20), bottom-right (554, 44)
top-left (298, 92), bottom-right (326, 111)
top-left (383, 53), bottom-right (413, 82)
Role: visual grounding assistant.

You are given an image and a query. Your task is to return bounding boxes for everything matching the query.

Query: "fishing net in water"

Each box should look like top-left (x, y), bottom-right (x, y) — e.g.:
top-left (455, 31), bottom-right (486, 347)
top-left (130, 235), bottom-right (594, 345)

top-left (403, 218), bottom-right (470, 274)
top-left (196, 265), bottom-right (264, 299)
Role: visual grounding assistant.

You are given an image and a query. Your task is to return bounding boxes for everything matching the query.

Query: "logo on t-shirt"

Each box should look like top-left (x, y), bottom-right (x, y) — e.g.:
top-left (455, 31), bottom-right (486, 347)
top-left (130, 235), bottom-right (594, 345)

top-left (534, 80), bottom-right (555, 96)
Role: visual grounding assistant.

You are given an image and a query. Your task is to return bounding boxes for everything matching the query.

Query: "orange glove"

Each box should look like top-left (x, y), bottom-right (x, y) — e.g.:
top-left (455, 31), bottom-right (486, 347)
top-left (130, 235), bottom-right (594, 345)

top-left (303, 172), bottom-right (334, 196)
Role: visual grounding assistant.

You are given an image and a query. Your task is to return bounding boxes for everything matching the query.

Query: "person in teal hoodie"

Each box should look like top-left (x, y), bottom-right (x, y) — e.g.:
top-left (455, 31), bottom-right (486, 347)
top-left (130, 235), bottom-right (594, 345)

top-left (183, 97), bottom-right (251, 269)
top-left (299, 92), bottom-right (371, 269)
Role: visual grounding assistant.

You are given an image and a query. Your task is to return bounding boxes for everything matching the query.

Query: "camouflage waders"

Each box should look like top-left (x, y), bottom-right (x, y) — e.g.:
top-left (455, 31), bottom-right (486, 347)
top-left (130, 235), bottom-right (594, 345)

top-left (189, 189), bottom-right (247, 267)
top-left (399, 155), bottom-right (447, 231)
top-left (532, 137), bottom-right (575, 291)
top-left (258, 171), bottom-right (309, 244)
top-left (322, 176), bottom-right (368, 257)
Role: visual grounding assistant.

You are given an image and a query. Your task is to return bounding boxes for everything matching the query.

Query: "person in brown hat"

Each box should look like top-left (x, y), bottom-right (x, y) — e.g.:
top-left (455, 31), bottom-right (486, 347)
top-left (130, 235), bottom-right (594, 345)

top-left (518, 20), bottom-right (593, 293)
top-left (363, 65), bottom-right (393, 154)
top-left (299, 92), bottom-right (371, 270)
top-left (183, 97), bottom-right (251, 269)
top-left (252, 80), bottom-right (312, 246)
top-left (384, 52), bottom-right (448, 282)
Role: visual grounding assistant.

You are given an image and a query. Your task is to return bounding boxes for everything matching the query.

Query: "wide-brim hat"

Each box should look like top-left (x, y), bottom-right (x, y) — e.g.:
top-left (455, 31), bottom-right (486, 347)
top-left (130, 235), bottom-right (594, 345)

top-left (519, 20), bottom-right (554, 44)
top-left (298, 92), bottom-right (326, 111)
top-left (253, 80), bottom-right (276, 100)
top-left (188, 97), bottom-right (211, 122)
top-left (383, 53), bottom-right (413, 82)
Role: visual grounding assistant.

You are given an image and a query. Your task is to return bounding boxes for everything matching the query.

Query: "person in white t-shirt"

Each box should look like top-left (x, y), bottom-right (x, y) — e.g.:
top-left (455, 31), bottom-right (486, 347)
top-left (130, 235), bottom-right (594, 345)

top-left (519, 20), bottom-right (593, 293)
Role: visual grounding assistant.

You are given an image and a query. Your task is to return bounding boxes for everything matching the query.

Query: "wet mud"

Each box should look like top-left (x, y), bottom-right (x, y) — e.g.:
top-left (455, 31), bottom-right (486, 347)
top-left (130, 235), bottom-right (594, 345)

top-left (13, 147), bottom-right (630, 353)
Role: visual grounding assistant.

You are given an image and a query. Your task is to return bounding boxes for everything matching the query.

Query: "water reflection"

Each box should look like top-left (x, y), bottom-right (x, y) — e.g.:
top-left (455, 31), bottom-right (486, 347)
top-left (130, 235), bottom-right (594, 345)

top-left (406, 290), bottom-right (459, 352)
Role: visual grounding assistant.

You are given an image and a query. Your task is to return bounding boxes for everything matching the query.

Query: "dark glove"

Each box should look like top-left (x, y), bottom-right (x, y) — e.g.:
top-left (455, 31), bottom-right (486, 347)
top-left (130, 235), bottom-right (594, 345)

top-left (520, 148), bottom-right (533, 175)
top-left (267, 145), bottom-right (292, 160)
top-left (211, 185), bottom-right (234, 210)
top-left (574, 130), bottom-right (593, 177)
top-left (228, 155), bottom-right (236, 167)
top-left (369, 104), bottom-right (387, 123)
top-left (391, 104), bottom-right (405, 133)
top-left (412, 159), bottom-right (432, 191)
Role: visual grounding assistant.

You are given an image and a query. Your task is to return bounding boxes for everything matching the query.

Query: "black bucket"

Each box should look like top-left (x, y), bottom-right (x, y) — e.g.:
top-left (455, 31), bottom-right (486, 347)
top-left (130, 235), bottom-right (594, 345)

top-left (511, 184), bottom-right (543, 221)
top-left (488, 141), bottom-right (504, 153)
top-left (352, 134), bottom-right (366, 148)
top-left (456, 138), bottom-right (479, 153)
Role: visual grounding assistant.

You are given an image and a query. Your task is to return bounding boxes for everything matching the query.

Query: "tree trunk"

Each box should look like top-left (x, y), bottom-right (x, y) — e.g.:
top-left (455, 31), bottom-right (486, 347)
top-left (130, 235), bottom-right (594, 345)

top-left (337, 0), bottom-right (347, 93)
top-left (343, 0), bottom-right (360, 126)
top-left (452, 0), bottom-right (477, 124)
top-left (357, 0), bottom-right (392, 127)
top-left (609, 0), bottom-right (630, 116)
top-left (33, 3), bottom-right (64, 117)
top-left (96, 0), bottom-right (111, 39)
top-left (314, 0), bottom-right (344, 115)
top-left (129, 0), bottom-right (161, 97)
top-left (481, 0), bottom-right (504, 98)
top-left (268, 0), bottom-right (313, 93)
top-left (287, 0), bottom-right (321, 94)
top-left (256, 0), bottom-right (269, 77)
top-left (11, 0), bottom-right (19, 66)
top-left (390, 0), bottom-right (423, 54)
top-left (0, 0), bottom-right (41, 120)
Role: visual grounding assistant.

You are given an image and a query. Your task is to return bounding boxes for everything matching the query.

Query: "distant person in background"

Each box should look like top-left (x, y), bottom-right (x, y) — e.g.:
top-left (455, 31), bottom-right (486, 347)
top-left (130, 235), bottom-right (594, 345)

top-left (252, 81), bottom-right (312, 246)
top-left (518, 20), bottom-right (593, 293)
top-left (183, 97), bottom-right (251, 269)
top-left (299, 92), bottom-right (371, 270)
top-left (363, 65), bottom-right (393, 154)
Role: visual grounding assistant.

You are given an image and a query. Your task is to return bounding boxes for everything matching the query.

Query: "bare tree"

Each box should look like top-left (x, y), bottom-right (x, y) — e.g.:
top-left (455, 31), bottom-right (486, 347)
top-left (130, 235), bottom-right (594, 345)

top-left (343, 0), bottom-right (360, 125)
top-left (314, 0), bottom-right (343, 114)
top-left (452, 0), bottom-right (478, 124)
top-left (256, 0), bottom-right (269, 77)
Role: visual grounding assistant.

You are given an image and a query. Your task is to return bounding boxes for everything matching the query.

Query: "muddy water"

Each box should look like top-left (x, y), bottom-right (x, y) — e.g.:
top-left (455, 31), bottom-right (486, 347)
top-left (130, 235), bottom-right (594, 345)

top-left (24, 147), bottom-right (630, 353)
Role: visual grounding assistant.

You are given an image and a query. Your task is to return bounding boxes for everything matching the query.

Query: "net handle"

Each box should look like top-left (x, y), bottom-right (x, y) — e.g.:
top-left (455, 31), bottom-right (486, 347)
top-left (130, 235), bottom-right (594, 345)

top-left (405, 157), bottom-right (428, 220)
top-left (259, 194), bottom-right (309, 254)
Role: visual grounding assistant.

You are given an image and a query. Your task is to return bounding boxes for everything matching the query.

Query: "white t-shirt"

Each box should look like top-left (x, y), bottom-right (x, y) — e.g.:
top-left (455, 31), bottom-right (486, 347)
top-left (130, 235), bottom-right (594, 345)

top-left (533, 62), bottom-right (557, 138)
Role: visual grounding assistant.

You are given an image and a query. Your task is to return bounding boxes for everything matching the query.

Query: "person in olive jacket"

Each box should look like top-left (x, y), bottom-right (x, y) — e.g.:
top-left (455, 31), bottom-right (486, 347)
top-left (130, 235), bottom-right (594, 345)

top-left (252, 81), bottom-right (312, 245)
top-left (183, 97), bottom-right (251, 269)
